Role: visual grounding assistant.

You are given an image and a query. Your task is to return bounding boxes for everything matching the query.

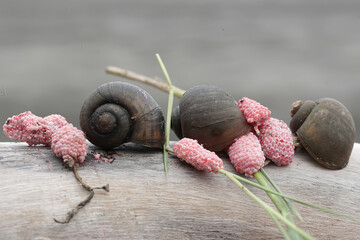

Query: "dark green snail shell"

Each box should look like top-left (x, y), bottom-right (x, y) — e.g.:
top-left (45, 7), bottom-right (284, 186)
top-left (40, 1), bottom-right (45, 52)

top-left (171, 105), bottom-right (183, 139)
top-left (290, 98), bottom-right (356, 169)
top-left (80, 82), bottom-right (165, 149)
top-left (177, 85), bottom-right (251, 152)
top-left (289, 100), bottom-right (316, 134)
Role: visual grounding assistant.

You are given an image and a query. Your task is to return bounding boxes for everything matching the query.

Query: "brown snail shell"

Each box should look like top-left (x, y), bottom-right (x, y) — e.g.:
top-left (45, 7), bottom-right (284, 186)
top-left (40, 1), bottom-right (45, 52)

top-left (174, 85), bottom-right (251, 152)
top-left (290, 98), bottom-right (356, 169)
top-left (80, 82), bottom-right (165, 149)
top-left (171, 105), bottom-right (183, 139)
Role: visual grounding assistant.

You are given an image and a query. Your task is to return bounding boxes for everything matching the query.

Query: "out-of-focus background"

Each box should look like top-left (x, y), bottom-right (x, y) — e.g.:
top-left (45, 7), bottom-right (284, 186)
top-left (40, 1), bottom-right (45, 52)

top-left (1, 0), bottom-right (359, 142)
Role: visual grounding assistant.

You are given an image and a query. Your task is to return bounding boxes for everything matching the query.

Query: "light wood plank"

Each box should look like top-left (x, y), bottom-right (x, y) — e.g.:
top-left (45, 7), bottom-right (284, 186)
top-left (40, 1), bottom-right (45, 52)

top-left (0, 142), bottom-right (359, 239)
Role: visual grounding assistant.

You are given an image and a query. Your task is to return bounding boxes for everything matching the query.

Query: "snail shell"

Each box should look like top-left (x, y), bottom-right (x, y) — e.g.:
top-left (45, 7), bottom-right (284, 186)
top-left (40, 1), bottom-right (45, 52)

top-left (171, 105), bottom-right (183, 139)
top-left (80, 82), bottom-right (165, 149)
top-left (174, 85), bottom-right (251, 152)
top-left (290, 98), bottom-right (356, 169)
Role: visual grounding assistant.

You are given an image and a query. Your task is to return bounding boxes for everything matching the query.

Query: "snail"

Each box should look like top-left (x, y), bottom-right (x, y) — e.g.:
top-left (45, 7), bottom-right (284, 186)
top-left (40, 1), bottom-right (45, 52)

top-left (105, 66), bottom-right (252, 151)
top-left (171, 105), bottom-right (183, 139)
top-left (289, 98), bottom-right (356, 169)
top-left (80, 82), bottom-right (165, 149)
top-left (171, 85), bottom-right (251, 152)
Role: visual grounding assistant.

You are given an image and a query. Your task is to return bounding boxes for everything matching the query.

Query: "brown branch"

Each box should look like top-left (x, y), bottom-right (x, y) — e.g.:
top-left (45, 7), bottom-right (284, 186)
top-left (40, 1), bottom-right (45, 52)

top-left (54, 162), bottom-right (109, 224)
top-left (105, 66), bottom-right (185, 98)
top-left (54, 188), bottom-right (95, 224)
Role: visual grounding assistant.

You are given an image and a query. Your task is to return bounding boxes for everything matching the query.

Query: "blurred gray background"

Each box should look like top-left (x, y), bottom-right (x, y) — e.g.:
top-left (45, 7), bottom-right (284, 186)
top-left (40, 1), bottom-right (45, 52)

top-left (1, 0), bottom-right (359, 142)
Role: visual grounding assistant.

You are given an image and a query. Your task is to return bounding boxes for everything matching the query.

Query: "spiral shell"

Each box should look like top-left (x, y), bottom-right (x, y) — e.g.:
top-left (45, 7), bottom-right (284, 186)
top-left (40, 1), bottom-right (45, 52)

top-left (80, 82), bottom-right (165, 149)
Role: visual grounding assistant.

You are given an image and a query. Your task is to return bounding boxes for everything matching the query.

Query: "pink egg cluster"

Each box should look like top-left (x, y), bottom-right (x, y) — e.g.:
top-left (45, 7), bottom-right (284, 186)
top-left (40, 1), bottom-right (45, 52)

top-left (173, 97), bottom-right (294, 177)
top-left (3, 111), bottom-right (87, 164)
top-left (3, 111), bottom-right (67, 146)
top-left (259, 118), bottom-right (294, 166)
top-left (173, 138), bottom-right (224, 173)
top-left (238, 97), bottom-right (271, 127)
top-left (227, 132), bottom-right (265, 177)
top-left (226, 97), bottom-right (295, 176)
top-left (51, 124), bottom-right (88, 164)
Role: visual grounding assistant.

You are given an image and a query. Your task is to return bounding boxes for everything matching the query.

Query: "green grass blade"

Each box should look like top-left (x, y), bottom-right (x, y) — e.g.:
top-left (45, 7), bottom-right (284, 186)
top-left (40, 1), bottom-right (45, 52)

top-left (219, 169), bottom-right (315, 240)
top-left (163, 146), bottom-right (168, 175)
top-left (267, 211), bottom-right (292, 240)
top-left (163, 88), bottom-right (174, 174)
top-left (260, 168), bottom-right (303, 221)
top-left (226, 170), bottom-right (360, 223)
top-left (156, 54), bottom-right (172, 86)
top-left (156, 53), bottom-right (174, 175)
top-left (254, 171), bottom-right (287, 214)
top-left (254, 171), bottom-right (301, 240)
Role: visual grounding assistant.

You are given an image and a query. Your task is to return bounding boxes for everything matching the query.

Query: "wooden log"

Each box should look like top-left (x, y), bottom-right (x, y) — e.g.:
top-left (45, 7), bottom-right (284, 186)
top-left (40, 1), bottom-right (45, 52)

top-left (0, 142), bottom-right (359, 239)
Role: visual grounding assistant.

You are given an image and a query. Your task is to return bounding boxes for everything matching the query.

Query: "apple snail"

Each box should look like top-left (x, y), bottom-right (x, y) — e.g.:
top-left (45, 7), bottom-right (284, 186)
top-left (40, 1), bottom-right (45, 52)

top-left (289, 98), bottom-right (356, 169)
top-left (80, 82), bottom-right (165, 149)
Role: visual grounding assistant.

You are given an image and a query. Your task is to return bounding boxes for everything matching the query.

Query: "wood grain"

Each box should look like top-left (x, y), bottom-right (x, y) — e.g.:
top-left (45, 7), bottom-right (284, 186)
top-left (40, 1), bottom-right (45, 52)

top-left (0, 142), bottom-right (359, 239)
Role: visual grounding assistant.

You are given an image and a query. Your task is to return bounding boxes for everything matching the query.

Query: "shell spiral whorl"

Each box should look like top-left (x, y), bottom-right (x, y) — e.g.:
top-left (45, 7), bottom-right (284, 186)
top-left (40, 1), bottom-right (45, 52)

top-left (80, 82), bottom-right (165, 149)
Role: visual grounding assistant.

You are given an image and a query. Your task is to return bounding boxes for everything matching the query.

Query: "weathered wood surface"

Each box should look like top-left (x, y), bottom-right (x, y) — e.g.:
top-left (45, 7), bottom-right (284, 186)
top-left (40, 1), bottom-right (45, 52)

top-left (0, 142), bottom-right (359, 240)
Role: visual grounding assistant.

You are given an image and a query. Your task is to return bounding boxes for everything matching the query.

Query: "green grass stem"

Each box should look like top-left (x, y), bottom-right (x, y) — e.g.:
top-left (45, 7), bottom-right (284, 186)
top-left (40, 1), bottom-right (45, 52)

top-left (219, 169), bottom-right (315, 240)
top-left (223, 170), bottom-right (360, 223)
top-left (254, 171), bottom-right (301, 240)
top-left (156, 53), bottom-right (174, 175)
top-left (260, 168), bottom-right (302, 221)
